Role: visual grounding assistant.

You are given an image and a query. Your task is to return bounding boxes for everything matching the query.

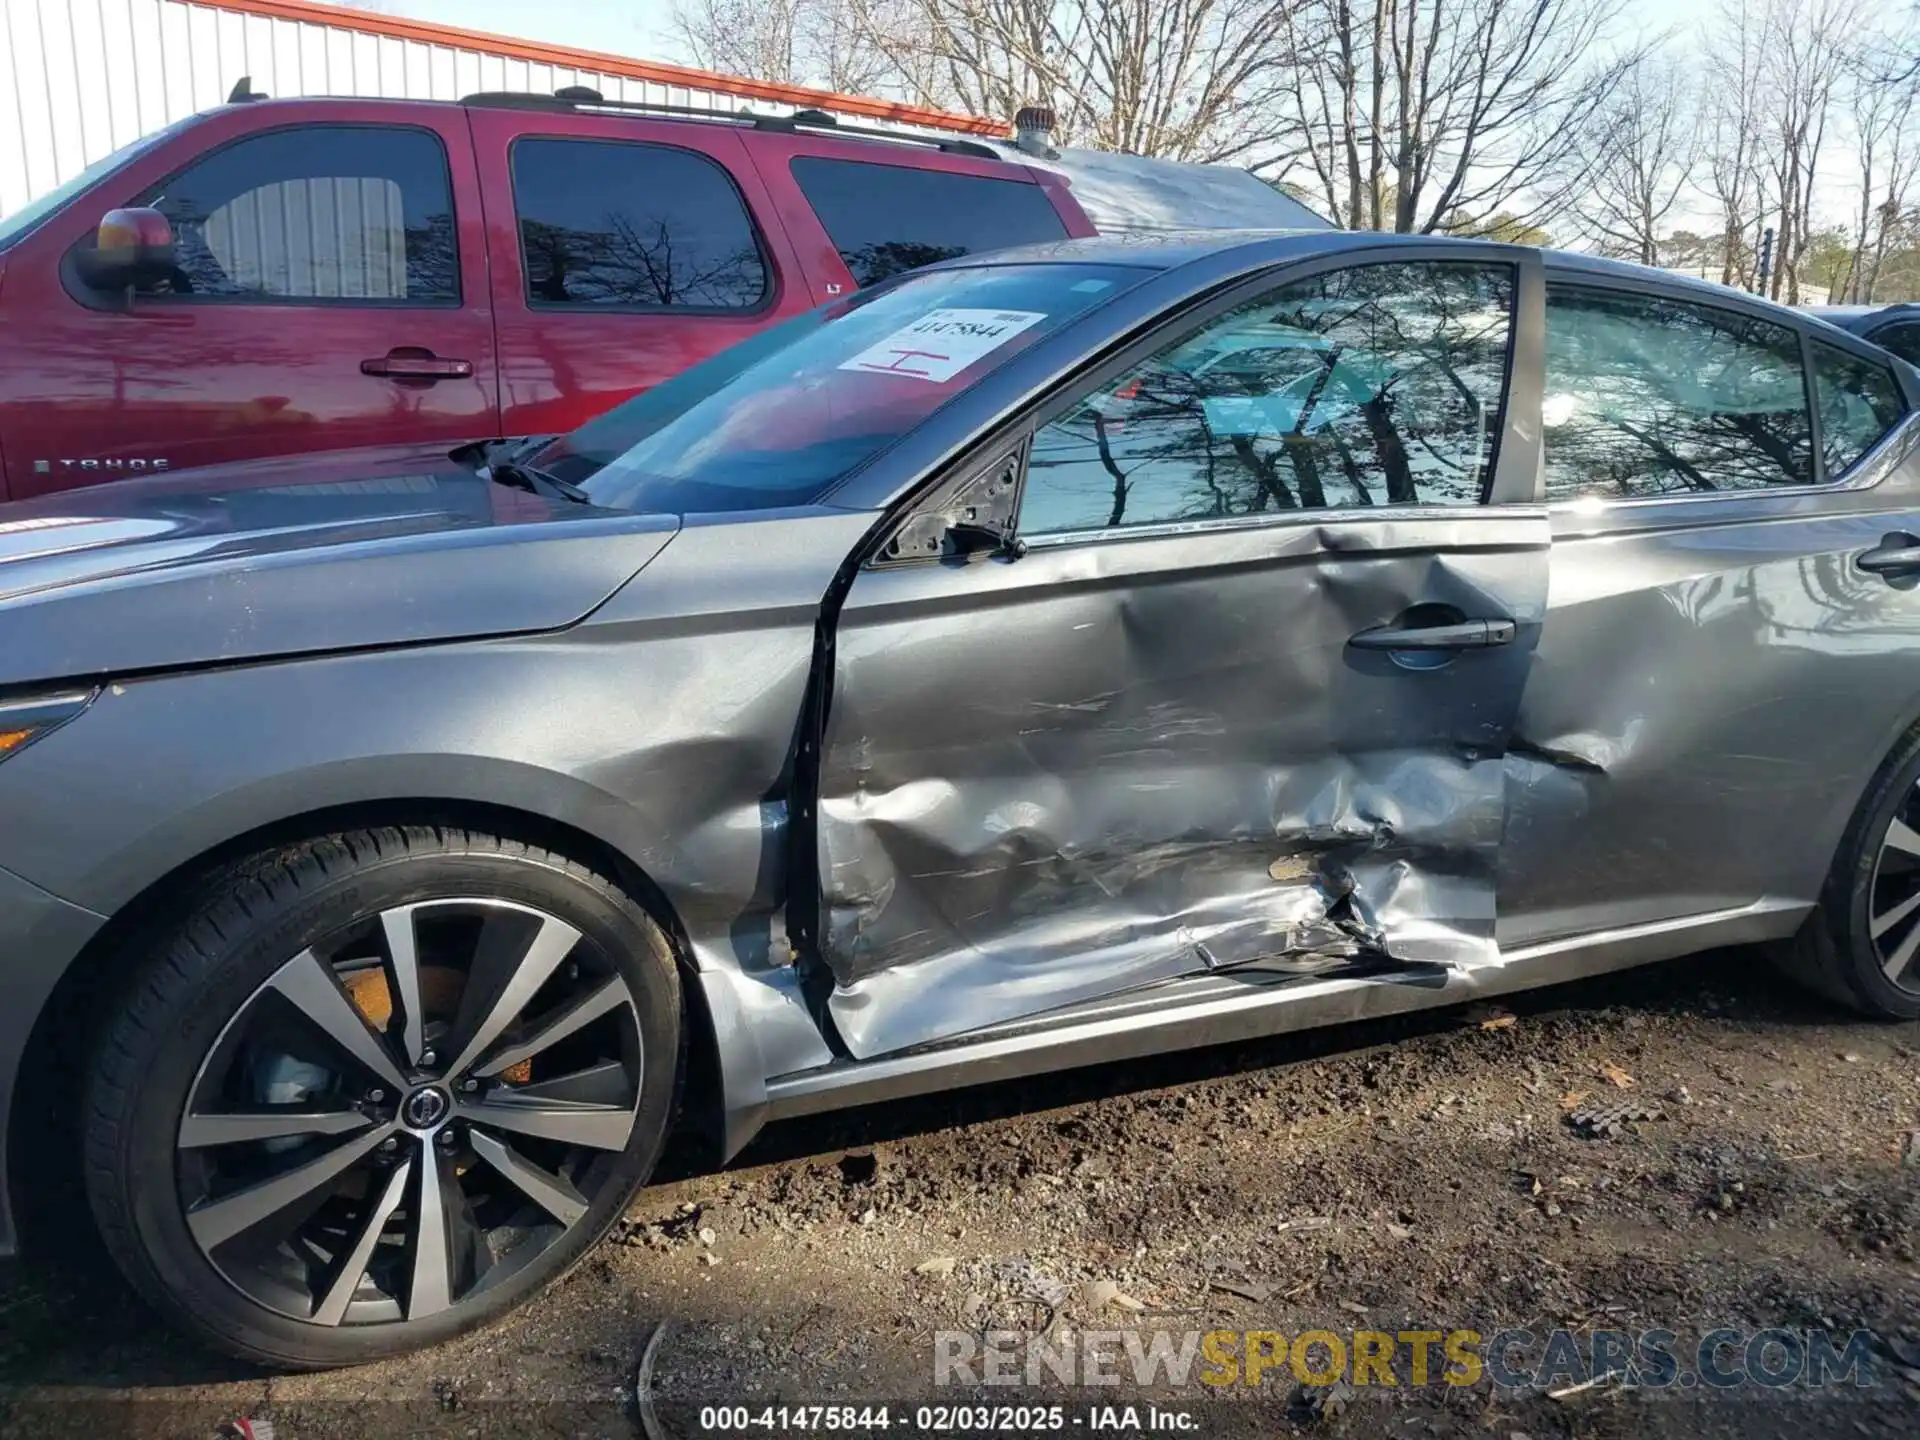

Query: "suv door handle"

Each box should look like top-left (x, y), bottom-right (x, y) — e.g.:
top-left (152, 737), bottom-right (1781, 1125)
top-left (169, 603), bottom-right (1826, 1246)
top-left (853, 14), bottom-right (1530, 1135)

top-left (361, 350), bottom-right (473, 381)
top-left (1349, 618), bottom-right (1517, 651)
top-left (1857, 533), bottom-right (1920, 579)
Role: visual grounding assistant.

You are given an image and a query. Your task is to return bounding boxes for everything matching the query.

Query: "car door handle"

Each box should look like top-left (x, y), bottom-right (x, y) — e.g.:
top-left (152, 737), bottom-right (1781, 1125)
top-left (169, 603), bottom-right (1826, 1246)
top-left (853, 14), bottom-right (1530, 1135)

top-left (1349, 618), bottom-right (1518, 651)
top-left (1857, 533), bottom-right (1920, 579)
top-left (361, 351), bottom-right (473, 380)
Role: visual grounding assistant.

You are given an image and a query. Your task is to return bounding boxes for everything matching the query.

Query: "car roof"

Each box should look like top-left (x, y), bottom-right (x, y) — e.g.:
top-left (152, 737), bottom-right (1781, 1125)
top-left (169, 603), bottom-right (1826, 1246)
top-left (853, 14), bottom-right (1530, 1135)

top-left (228, 92), bottom-right (1030, 171)
top-left (1810, 302), bottom-right (1920, 333)
top-left (928, 228), bottom-right (1485, 273)
top-left (455, 93), bottom-right (1336, 230)
top-left (1535, 249), bottom-right (1766, 299)
top-left (977, 143), bottom-right (1333, 233)
top-left (926, 230), bottom-right (1768, 285)
top-left (945, 233), bottom-right (1884, 326)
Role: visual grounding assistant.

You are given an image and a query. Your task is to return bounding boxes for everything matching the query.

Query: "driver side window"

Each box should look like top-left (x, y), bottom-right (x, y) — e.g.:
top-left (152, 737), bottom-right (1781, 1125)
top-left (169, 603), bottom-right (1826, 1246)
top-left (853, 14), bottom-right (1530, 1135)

top-left (131, 126), bottom-right (458, 304)
top-left (1017, 260), bottom-right (1516, 537)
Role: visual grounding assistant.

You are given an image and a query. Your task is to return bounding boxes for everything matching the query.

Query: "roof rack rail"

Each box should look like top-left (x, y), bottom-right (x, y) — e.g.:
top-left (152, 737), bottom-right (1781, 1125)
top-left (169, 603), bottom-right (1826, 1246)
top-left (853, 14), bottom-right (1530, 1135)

top-left (459, 87), bottom-right (1002, 160)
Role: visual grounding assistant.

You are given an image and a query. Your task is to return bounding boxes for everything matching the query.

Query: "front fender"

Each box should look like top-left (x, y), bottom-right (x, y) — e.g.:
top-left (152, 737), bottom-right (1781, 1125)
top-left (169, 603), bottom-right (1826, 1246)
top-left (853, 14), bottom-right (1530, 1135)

top-left (1, 687), bottom-right (654, 923)
top-left (0, 512), bottom-right (876, 1188)
top-left (0, 626), bottom-right (810, 968)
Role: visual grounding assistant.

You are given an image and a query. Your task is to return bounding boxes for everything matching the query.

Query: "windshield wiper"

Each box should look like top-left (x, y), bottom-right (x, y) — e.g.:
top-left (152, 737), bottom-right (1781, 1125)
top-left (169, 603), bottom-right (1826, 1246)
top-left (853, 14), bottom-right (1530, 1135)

top-left (485, 459), bottom-right (593, 506)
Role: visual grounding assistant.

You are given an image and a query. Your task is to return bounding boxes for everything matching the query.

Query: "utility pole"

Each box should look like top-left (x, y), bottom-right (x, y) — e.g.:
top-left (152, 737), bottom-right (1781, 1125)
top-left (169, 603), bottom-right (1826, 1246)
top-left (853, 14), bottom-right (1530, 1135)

top-left (1756, 226), bottom-right (1775, 298)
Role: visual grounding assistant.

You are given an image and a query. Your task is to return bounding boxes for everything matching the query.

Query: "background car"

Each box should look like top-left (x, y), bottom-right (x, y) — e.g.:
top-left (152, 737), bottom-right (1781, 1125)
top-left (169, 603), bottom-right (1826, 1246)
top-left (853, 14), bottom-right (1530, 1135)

top-left (0, 231), bottom-right (1915, 1370)
top-left (0, 86), bottom-right (1324, 502)
top-left (1815, 302), bottom-right (1920, 367)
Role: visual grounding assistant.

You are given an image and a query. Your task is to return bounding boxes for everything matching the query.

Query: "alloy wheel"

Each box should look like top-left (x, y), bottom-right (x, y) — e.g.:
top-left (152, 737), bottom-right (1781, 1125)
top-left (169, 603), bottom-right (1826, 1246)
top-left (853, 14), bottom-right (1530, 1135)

top-left (176, 898), bottom-right (643, 1326)
top-left (1868, 791), bottom-right (1920, 994)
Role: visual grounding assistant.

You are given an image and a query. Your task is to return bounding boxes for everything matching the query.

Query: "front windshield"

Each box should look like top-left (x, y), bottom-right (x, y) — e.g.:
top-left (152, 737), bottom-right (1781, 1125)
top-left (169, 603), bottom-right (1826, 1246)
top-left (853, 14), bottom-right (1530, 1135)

top-left (0, 118), bottom-right (195, 253)
top-left (566, 263), bottom-right (1146, 514)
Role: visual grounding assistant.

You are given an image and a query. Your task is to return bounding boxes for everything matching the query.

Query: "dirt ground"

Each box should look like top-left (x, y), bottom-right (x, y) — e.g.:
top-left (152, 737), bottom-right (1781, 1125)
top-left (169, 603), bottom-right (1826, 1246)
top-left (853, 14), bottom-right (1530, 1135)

top-left (2, 947), bottom-right (1918, 1440)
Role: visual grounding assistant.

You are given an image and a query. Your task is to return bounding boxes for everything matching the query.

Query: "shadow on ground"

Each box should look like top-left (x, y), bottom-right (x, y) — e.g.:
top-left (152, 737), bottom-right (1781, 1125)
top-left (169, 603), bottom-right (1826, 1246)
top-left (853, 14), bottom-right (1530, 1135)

top-left (0, 945), bottom-right (1883, 1402)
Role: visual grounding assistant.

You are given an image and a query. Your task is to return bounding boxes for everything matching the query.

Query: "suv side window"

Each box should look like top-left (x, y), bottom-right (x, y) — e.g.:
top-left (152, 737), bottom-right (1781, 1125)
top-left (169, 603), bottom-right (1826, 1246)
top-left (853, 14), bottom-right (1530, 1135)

top-left (790, 157), bottom-right (1069, 287)
top-left (1872, 322), bottom-right (1920, 368)
top-left (1018, 261), bottom-right (1515, 537)
top-left (136, 126), bottom-right (457, 303)
top-left (1543, 285), bottom-right (1816, 500)
top-left (1811, 341), bottom-right (1908, 476)
top-left (512, 138), bottom-right (768, 310)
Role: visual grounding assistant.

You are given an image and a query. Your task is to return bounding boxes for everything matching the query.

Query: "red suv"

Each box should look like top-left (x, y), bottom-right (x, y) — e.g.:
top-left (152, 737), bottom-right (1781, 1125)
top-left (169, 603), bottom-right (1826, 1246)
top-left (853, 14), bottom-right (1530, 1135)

top-left (0, 90), bottom-right (1096, 500)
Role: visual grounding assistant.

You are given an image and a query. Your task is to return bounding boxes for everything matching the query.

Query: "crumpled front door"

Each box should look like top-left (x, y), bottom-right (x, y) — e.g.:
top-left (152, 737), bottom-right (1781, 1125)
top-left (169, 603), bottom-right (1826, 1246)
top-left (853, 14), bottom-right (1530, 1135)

top-left (812, 510), bottom-right (1548, 1059)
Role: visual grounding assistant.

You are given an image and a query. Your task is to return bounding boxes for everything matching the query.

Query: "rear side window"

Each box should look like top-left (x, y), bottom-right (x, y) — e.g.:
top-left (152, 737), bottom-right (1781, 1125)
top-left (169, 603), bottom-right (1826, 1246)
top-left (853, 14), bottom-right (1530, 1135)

top-left (513, 138), bottom-right (768, 310)
top-left (790, 157), bottom-right (1069, 287)
top-left (1542, 286), bottom-right (1815, 500)
top-left (1872, 322), bottom-right (1920, 367)
top-left (137, 126), bottom-right (457, 302)
top-left (1811, 342), bottom-right (1908, 476)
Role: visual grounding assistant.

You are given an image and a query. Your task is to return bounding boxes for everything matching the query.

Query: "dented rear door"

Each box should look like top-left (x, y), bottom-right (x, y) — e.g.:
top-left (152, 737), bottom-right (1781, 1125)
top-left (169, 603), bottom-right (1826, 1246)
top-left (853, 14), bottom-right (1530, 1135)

top-left (1498, 271), bottom-right (1920, 949)
top-left (815, 251), bottom-right (1551, 1058)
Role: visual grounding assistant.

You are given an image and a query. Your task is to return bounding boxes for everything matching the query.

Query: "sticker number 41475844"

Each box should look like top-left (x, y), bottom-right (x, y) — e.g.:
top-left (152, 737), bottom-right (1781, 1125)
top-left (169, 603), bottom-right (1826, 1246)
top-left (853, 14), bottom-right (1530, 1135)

top-left (838, 309), bottom-right (1047, 383)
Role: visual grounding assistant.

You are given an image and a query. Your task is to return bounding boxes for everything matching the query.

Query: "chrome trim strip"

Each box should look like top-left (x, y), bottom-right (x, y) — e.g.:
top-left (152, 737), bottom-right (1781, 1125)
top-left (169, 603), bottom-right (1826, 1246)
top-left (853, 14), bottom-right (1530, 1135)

top-left (1021, 503), bottom-right (1544, 550)
top-left (760, 900), bottom-right (1806, 1121)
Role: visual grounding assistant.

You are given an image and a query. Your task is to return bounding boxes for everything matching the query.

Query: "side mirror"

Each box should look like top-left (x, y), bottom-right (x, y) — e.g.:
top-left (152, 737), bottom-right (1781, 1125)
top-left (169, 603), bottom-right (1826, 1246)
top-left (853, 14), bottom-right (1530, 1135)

top-left (73, 207), bottom-right (177, 294)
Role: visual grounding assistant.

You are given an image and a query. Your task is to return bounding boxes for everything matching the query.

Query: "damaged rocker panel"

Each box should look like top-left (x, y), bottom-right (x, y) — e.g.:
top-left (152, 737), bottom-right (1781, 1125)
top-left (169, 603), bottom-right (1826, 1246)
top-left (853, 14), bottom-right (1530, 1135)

top-left (758, 898), bottom-right (1807, 1128)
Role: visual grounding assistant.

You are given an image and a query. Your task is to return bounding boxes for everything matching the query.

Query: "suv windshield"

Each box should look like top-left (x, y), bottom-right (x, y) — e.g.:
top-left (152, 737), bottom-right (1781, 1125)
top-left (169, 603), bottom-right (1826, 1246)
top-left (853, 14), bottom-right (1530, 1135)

top-left (543, 262), bottom-right (1145, 514)
top-left (0, 118), bottom-right (195, 254)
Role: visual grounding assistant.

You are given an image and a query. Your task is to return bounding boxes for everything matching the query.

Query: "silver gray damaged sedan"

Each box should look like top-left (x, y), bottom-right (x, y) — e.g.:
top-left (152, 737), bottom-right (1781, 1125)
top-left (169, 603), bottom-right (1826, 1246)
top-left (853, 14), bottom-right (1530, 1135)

top-left (0, 232), bottom-right (1916, 1366)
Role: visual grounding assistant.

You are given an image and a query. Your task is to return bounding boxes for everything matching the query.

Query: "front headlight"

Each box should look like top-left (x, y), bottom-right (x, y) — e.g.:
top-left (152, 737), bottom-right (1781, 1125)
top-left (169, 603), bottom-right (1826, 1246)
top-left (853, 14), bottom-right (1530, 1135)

top-left (0, 690), bottom-right (96, 762)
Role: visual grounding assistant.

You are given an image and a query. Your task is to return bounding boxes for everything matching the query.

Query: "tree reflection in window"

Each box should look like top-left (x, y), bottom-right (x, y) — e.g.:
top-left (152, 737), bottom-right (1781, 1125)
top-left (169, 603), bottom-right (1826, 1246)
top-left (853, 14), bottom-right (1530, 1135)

top-left (834, 241), bottom-right (966, 286)
top-left (1809, 341), bottom-right (1907, 479)
top-left (514, 138), bottom-right (768, 310)
top-left (1542, 286), bottom-right (1816, 500)
top-left (520, 216), bottom-right (766, 309)
top-left (1019, 262), bottom-right (1515, 536)
top-left (790, 157), bottom-right (1069, 289)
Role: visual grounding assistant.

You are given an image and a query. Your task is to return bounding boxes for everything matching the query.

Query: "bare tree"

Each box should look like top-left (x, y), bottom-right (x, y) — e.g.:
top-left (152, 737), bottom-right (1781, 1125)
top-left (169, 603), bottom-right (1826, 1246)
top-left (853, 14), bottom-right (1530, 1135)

top-left (1695, 0), bottom-right (1868, 301)
top-left (1576, 53), bottom-right (1695, 263)
top-left (1845, 62), bottom-right (1914, 299)
top-left (1862, 4), bottom-right (1920, 90)
top-left (1757, 0), bottom-right (1862, 304)
top-left (836, 0), bottom-right (1312, 163)
top-left (1842, 16), bottom-right (1920, 300)
top-left (1699, 0), bottom-right (1771, 288)
top-left (668, 0), bottom-right (1914, 293)
top-left (1265, 0), bottom-right (1640, 235)
top-left (671, 0), bottom-right (897, 94)
top-left (673, 0), bottom-right (799, 85)
top-left (672, 0), bottom-right (1313, 164)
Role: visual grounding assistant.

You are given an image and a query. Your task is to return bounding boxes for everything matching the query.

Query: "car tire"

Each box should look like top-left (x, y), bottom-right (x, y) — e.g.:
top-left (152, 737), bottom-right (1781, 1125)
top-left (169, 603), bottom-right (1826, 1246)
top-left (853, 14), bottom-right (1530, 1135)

top-left (81, 824), bottom-right (682, 1369)
top-left (1774, 726), bottom-right (1920, 1020)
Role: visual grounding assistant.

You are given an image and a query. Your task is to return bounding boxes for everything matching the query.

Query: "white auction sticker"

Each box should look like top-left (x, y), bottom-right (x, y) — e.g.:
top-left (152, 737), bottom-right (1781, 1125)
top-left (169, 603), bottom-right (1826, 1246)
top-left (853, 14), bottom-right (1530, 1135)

top-left (838, 309), bottom-right (1047, 382)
